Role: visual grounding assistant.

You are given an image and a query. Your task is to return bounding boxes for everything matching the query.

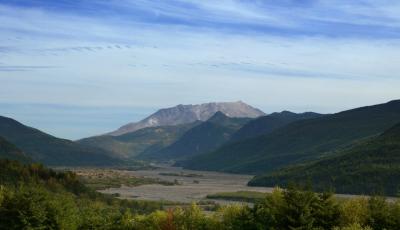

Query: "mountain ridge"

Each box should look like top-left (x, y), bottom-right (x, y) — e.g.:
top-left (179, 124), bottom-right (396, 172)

top-left (107, 101), bottom-right (265, 136)
top-left (138, 111), bottom-right (251, 161)
top-left (248, 122), bottom-right (400, 196)
top-left (0, 136), bottom-right (31, 162)
top-left (230, 111), bottom-right (324, 142)
top-left (180, 99), bottom-right (400, 174)
top-left (0, 115), bottom-right (121, 166)
top-left (78, 122), bottom-right (200, 159)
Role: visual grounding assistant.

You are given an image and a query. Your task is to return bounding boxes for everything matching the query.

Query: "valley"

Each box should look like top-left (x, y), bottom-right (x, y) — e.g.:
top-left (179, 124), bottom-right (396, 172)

top-left (75, 165), bottom-right (398, 204)
top-left (91, 165), bottom-right (274, 203)
top-left (2, 100), bottom-right (400, 229)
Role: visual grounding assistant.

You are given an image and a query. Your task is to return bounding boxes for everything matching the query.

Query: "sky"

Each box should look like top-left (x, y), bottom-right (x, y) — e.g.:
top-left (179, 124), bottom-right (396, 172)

top-left (1, 0), bottom-right (400, 139)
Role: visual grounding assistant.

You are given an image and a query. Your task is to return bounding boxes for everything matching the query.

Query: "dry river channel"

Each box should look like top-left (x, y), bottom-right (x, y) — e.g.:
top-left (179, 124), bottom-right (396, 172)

top-left (98, 164), bottom-right (398, 204)
top-left (99, 165), bottom-right (273, 204)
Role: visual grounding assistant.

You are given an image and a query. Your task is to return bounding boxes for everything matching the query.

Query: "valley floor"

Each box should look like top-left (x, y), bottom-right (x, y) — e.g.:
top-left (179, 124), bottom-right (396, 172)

top-left (70, 165), bottom-right (396, 204)
top-left (97, 165), bottom-right (273, 203)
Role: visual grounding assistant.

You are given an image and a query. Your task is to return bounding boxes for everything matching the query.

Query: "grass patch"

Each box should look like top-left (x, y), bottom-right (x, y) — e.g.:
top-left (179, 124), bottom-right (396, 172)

top-left (158, 172), bottom-right (204, 177)
top-left (74, 169), bottom-right (178, 190)
top-left (206, 191), bottom-right (269, 203)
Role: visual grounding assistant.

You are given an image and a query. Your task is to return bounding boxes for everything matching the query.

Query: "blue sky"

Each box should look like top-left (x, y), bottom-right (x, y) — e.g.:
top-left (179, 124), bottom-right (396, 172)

top-left (1, 0), bottom-right (400, 139)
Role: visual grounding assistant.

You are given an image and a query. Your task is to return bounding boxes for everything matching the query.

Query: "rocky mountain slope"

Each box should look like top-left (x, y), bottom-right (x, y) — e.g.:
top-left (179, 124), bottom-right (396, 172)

top-left (108, 101), bottom-right (265, 136)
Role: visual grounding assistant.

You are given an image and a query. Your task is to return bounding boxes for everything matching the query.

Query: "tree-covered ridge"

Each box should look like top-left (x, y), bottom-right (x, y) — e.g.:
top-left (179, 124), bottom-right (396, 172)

top-left (142, 112), bottom-right (251, 161)
top-left (78, 122), bottom-right (200, 159)
top-left (0, 115), bottom-right (121, 166)
top-left (230, 111), bottom-right (324, 142)
top-left (249, 122), bottom-right (400, 196)
top-left (1, 160), bottom-right (399, 230)
top-left (181, 100), bottom-right (400, 174)
top-left (0, 136), bottom-right (31, 163)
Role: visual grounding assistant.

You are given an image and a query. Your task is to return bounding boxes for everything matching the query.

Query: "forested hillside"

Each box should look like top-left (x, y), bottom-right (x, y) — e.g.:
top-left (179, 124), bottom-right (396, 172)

top-left (181, 100), bottom-right (400, 174)
top-left (249, 122), bottom-right (400, 196)
top-left (0, 116), bottom-right (121, 166)
top-left (0, 136), bottom-right (30, 162)
top-left (78, 122), bottom-right (200, 158)
top-left (230, 111), bottom-right (323, 141)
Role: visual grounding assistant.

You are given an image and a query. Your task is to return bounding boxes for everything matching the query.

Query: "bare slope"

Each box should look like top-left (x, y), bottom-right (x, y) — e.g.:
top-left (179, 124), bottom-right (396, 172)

top-left (108, 101), bottom-right (265, 136)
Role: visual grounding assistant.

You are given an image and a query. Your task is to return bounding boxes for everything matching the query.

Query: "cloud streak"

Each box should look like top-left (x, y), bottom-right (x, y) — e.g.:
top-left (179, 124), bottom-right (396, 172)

top-left (0, 65), bottom-right (59, 72)
top-left (2, 0), bottom-right (400, 38)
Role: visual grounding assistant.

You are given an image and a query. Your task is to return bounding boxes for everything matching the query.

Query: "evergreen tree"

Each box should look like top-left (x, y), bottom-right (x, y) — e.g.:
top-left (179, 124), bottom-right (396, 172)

top-left (282, 185), bottom-right (317, 230)
top-left (366, 196), bottom-right (392, 229)
top-left (253, 188), bottom-right (285, 229)
top-left (312, 192), bottom-right (340, 229)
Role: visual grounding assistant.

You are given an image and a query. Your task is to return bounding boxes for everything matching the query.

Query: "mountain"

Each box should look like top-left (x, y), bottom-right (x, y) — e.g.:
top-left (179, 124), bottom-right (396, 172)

top-left (180, 100), bottom-right (400, 174)
top-left (230, 111), bottom-right (324, 142)
top-left (249, 122), bottom-right (400, 196)
top-left (138, 112), bottom-right (251, 161)
top-left (108, 101), bottom-right (265, 136)
top-left (78, 122), bottom-right (200, 159)
top-left (0, 116), bottom-right (121, 166)
top-left (0, 136), bottom-right (31, 162)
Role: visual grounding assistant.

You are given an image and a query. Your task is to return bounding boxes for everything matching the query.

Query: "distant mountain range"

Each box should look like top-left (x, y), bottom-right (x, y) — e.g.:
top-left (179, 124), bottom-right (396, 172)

top-left (81, 106), bottom-right (324, 163)
top-left (0, 101), bottom-right (265, 165)
top-left (0, 116), bottom-right (121, 166)
top-left (79, 101), bottom-right (265, 159)
top-left (180, 100), bottom-right (400, 175)
top-left (107, 101), bottom-right (265, 136)
top-left (249, 122), bottom-right (400, 196)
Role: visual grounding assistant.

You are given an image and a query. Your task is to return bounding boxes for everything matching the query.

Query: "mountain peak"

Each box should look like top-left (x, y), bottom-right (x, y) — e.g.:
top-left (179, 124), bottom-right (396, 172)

top-left (207, 111), bottom-right (229, 123)
top-left (270, 111), bottom-right (296, 117)
top-left (107, 101), bottom-right (265, 136)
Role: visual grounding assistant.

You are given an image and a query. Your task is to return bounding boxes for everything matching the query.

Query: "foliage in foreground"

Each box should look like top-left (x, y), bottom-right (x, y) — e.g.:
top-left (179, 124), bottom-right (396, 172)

top-left (1, 159), bottom-right (400, 229)
top-left (0, 159), bottom-right (165, 229)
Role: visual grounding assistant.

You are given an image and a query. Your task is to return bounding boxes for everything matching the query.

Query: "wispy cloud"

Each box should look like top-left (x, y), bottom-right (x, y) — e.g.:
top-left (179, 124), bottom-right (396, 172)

top-left (0, 65), bottom-right (58, 72)
top-left (2, 0), bottom-right (400, 38)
